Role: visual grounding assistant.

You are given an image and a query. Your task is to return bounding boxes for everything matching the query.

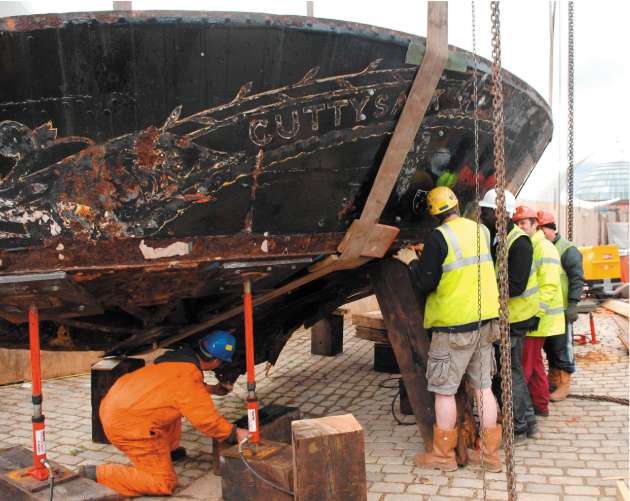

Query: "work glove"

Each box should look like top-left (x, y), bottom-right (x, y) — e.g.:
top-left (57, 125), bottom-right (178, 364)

top-left (393, 247), bottom-right (419, 266)
top-left (566, 303), bottom-right (578, 323)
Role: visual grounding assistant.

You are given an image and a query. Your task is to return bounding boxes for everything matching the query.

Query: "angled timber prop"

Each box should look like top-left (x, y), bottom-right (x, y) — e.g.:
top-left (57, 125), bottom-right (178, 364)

top-left (156, 2), bottom-right (449, 350)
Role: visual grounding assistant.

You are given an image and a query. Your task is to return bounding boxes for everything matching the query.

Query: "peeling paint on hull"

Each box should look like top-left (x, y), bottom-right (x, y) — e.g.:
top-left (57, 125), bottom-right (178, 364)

top-left (0, 12), bottom-right (552, 382)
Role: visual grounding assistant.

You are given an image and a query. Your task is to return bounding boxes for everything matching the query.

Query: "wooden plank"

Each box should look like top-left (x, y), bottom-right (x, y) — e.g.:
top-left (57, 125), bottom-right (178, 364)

top-left (292, 414), bottom-right (367, 501)
top-left (91, 358), bottom-right (145, 444)
top-left (220, 440), bottom-right (293, 501)
top-left (337, 1), bottom-right (448, 260)
top-left (352, 310), bottom-right (386, 330)
top-left (0, 446), bottom-right (117, 500)
top-left (602, 299), bottom-right (630, 318)
top-left (369, 259), bottom-right (435, 451)
top-left (355, 326), bottom-right (388, 344)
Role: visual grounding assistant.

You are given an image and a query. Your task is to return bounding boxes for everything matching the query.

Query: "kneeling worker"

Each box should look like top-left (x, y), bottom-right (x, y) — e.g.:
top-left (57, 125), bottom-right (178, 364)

top-left (78, 331), bottom-right (248, 497)
top-left (394, 186), bottom-right (501, 472)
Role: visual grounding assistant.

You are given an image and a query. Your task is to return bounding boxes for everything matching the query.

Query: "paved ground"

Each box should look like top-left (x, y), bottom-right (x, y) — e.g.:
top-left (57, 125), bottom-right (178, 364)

top-left (0, 310), bottom-right (627, 500)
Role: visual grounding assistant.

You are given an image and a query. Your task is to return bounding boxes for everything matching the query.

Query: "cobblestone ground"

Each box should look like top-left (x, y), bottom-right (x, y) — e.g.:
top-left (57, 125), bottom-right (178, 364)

top-left (0, 310), bottom-right (627, 500)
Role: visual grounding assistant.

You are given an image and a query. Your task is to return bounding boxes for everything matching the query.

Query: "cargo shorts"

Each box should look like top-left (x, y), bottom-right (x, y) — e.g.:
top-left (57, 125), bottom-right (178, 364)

top-left (426, 320), bottom-right (500, 395)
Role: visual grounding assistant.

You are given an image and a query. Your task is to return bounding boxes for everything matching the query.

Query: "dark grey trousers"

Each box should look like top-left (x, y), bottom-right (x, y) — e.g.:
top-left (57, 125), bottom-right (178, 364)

top-left (543, 321), bottom-right (576, 373)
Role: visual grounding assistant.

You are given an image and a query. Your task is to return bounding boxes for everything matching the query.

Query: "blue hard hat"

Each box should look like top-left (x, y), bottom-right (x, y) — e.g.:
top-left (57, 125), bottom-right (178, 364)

top-left (198, 331), bottom-right (236, 363)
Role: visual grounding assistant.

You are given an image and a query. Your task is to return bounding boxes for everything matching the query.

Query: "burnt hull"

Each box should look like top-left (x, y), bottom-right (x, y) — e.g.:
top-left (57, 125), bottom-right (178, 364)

top-left (0, 12), bottom-right (552, 380)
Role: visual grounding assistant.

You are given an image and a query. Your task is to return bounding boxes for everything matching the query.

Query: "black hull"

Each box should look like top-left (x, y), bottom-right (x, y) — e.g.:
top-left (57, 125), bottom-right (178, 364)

top-left (0, 12), bottom-right (552, 382)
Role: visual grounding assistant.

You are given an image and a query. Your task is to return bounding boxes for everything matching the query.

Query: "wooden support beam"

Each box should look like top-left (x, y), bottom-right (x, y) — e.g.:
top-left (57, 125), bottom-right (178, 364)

top-left (355, 325), bottom-right (389, 344)
top-left (311, 311), bottom-right (344, 356)
top-left (292, 414), bottom-right (367, 501)
top-left (338, 1), bottom-right (448, 260)
top-left (370, 259), bottom-right (474, 461)
top-left (369, 259), bottom-right (435, 450)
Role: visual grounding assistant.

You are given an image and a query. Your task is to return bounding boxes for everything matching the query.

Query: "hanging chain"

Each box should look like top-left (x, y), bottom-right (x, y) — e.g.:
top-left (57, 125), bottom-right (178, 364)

top-left (490, 3), bottom-right (517, 500)
top-left (566, 2), bottom-right (575, 240)
top-left (471, 3), bottom-right (487, 500)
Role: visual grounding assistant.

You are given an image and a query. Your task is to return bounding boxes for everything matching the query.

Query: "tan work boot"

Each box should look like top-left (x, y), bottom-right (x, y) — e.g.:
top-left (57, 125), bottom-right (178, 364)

top-left (549, 370), bottom-right (571, 401)
top-left (547, 367), bottom-right (560, 392)
top-left (415, 425), bottom-right (458, 472)
top-left (467, 426), bottom-right (502, 473)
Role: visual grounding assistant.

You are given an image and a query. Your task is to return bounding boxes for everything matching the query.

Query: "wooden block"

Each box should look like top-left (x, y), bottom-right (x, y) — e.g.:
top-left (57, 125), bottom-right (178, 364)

top-left (354, 325), bottom-right (389, 344)
top-left (213, 404), bottom-right (301, 475)
top-left (0, 446), bottom-right (117, 500)
top-left (311, 314), bottom-right (343, 356)
top-left (220, 440), bottom-right (293, 501)
top-left (91, 357), bottom-right (145, 444)
top-left (292, 414), bottom-right (367, 501)
top-left (351, 310), bottom-right (386, 330)
top-left (373, 343), bottom-right (400, 373)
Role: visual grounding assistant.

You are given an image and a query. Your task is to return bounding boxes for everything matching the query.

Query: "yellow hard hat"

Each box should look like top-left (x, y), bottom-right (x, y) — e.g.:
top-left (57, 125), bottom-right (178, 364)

top-left (427, 186), bottom-right (458, 216)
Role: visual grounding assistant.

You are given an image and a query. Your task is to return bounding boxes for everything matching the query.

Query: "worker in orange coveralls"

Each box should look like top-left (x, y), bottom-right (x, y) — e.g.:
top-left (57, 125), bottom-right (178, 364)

top-left (77, 331), bottom-right (248, 497)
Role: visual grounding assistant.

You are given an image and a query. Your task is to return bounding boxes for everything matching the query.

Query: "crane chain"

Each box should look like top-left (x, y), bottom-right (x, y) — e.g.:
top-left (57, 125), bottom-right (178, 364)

top-left (489, 3), bottom-right (517, 500)
top-left (567, 2), bottom-right (575, 240)
top-left (471, 3), bottom-right (488, 499)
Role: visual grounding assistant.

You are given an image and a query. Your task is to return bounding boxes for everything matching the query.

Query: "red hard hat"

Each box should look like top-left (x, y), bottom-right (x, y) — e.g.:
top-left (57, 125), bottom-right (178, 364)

top-left (536, 210), bottom-right (556, 226)
top-left (512, 205), bottom-right (537, 222)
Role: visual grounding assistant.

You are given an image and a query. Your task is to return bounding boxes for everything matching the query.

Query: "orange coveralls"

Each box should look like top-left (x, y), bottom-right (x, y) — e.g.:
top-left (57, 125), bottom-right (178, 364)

top-left (96, 357), bottom-right (234, 497)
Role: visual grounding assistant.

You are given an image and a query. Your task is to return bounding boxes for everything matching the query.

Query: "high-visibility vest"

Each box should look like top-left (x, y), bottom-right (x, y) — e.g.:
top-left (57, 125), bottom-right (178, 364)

top-left (502, 226), bottom-right (539, 323)
top-left (528, 230), bottom-right (565, 337)
top-left (554, 236), bottom-right (576, 309)
top-left (424, 217), bottom-right (499, 329)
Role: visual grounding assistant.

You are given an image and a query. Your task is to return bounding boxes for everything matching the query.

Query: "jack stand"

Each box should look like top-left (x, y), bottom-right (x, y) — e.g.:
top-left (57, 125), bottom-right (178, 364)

top-left (26, 305), bottom-right (49, 482)
top-left (574, 312), bottom-right (599, 345)
top-left (0, 305), bottom-right (117, 499)
top-left (243, 276), bottom-right (260, 449)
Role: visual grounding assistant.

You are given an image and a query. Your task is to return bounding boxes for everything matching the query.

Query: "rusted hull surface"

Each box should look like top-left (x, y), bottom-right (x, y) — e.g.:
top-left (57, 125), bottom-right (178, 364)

top-left (0, 12), bottom-right (552, 371)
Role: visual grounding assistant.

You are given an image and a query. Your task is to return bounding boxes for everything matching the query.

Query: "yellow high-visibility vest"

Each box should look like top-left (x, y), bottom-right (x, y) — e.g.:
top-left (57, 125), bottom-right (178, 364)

top-left (503, 226), bottom-right (540, 323)
top-left (528, 230), bottom-right (565, 337)
top-left (554, 237), bottom-right (576, 309)
top-left (424, 217), bottom-right (499, 329)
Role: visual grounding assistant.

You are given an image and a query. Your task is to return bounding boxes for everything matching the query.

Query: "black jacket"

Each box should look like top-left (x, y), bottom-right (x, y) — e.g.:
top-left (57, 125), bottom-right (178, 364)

top-left (554, 234), bottom-right (584, 306)
top-left (489, 220), bottom-right (537, 335)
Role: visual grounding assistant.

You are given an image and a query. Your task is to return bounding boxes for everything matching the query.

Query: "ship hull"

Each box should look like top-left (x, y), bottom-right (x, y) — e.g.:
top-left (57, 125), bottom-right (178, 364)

top-left (0, 12), bottom-right (552, 381)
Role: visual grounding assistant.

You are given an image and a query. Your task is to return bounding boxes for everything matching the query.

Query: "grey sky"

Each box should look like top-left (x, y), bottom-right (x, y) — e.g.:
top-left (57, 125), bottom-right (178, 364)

top-left (2, 0), bottom-right (629, 201)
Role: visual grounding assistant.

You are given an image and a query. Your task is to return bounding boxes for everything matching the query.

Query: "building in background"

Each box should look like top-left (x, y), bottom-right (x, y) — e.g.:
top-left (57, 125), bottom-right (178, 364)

top-left (575, 142), bottom-right (628, 247)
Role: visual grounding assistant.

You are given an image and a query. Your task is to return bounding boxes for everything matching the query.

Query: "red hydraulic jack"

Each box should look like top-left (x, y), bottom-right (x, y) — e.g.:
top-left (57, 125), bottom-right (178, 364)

top-left (27, 305), bottom-right (50, 481)
top-left (574, 312), bottom-right (599, 345)
top-left (238, 275), bottom-right (284, 463)
top-left (243, 276), bottom-right (260, 446)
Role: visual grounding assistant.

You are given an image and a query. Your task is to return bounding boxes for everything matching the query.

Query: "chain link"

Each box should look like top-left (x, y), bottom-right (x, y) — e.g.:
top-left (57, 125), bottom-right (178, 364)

top-left (470, 4), bottom-right (487, 500)
top-left (567, 2), bottom-right (575, 240)
top-left (489, 3), bottom-right (517, 500)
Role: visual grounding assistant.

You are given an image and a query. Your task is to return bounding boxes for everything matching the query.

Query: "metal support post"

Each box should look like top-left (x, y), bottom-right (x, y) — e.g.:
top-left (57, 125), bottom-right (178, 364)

top-left (243, 277), bottom-right (260, 445)
top-left (27, 305), bottom-right (49, 481)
